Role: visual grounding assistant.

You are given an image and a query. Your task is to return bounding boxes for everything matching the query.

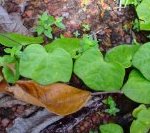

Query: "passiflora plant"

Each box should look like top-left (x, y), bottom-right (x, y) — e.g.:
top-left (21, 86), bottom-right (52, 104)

top-left (1, 32), bottom-right (150, 105)
top-left (1, 33), bottom-right (150, 132)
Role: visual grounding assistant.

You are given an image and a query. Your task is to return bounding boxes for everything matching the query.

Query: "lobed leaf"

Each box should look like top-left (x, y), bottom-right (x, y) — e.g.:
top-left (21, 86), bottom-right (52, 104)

top-left (74, 47), bottom-right (125, 91)
top-left (45, 38), bottom-right (81, 57)
top-left (19, 44), bottom-right (73, 85)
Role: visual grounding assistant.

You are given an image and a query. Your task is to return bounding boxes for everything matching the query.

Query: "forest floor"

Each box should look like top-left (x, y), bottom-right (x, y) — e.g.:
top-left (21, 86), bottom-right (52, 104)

top-left (0, 0), bottom-right (149, 133)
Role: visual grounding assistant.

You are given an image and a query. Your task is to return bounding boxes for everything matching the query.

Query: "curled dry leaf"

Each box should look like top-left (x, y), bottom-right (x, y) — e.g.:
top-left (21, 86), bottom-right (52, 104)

top-left (8, 81), bottom-right (91, 116)
top-left (8, 85), bottom-right (44, 107)
top-left (0, 80), bottom-right (8, 93)
top-left (0, 70), bottom-right (9, 93)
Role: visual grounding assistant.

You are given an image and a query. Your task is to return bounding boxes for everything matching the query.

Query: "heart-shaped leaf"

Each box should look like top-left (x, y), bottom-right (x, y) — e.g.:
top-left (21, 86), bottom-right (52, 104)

top-left (105, 44), bottom-right (140, 68)
top-left (123, 70), bottom-right (150, 104)
top-left (19, 44), bottom-right (73, 85)
top-left (132, 42), bottom-right (150, 80)
top-left (8, 81), bottom-right (91, 116)
top-left (45, 38), bottom-right (81, 57)
top-left (74, 47), bottom-right (125, 91)
top-left (0, 33), bottom-right (44, 47)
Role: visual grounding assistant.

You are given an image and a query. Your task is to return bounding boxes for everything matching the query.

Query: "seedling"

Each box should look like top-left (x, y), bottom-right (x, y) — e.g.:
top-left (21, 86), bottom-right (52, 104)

top-left (35, 12), bottom-right (65, 39)
top-left (73, 30), bottom-right (80, 38)
top-left (103, 96), bottom-right (120, 116)
top-left (133, 19), bottom-right (140, 31)
top-left (4, 46), bottom-right (22, 58)
top-left (82, 23), bottom-right (91, 32)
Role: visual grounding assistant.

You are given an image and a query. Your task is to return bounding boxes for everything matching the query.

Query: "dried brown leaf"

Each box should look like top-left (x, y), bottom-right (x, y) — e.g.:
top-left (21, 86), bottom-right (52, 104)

top-left (8, 81), bottom-right (91, 116)
top-left (8, 85), bottom-right (44, 107)
top-left (0, 70), bottom-right (9, 93)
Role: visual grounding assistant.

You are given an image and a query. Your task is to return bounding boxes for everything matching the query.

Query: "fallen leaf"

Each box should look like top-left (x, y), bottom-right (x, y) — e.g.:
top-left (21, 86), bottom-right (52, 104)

top-left (8, 85), bottom-right (44, 107)
top-left (8, 81), bottom-right (91, 116)
top-left (0, 70), bottom-right (9, 93)
top-left (0, 80), bottom-right (8, 93)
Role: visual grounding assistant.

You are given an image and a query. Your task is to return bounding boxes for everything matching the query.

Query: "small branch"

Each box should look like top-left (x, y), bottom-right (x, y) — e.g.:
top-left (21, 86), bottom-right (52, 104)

top-left (91, 91), bottom-right (123, 96)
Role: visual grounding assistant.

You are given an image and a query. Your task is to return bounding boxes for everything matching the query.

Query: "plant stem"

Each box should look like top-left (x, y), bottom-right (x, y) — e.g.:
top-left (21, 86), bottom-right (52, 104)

top-left (91, 91), bottom-right (123, 96)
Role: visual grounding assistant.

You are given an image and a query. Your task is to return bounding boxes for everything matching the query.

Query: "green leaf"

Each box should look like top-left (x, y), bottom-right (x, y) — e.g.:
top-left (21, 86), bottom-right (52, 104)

top-left (4, 46), bottom-right (22, 57)
top-left (136, 0), bottom-right (150, 30)
top-left (1, 56), bottom-right (19, 83)
top-left (36, 26), bottom-right (44, 35)
top-left (0, 33), bottom-right (44, 47)
top-left (19, 44), bottom-right (73, 85)
top-left (44, 28), bottom-right (53, 39)
top-left (55, 22), bottom-right (66, 29)
top-left (55, 17), bottom-right (66, 29)
top-left (74, 47), bottom-right (125, 91)
top-left (132, 104), bottom-right (147, 118)
top-left (39, 12), bottom-right (49, 21)
top-left (99, 123), bottom-right (124, 133)
top-left (82, 24), bottom-right (90, 31)
top-left (45, 38), bottom-right (81, 57)
top-left (132, 42), bottom-right (150, 80)
top-left (121, 0), bottom-right (139, 6)
top-left (80, 35), bottom-right (98, 52)
top-left (130, 120), bottom-right (149, 133)
top-left (137, 109), bottom-right (150, 125)
top-left (0, 55), bottom-right (16, 66)
top-left (105, 44), bottom-right (140, 68)
top-left (123, 70), bottom-right (150, 104)
top-left (130, 105), bottom-right (150, 133)
top-left (48, 16), bottom-right (55, 25)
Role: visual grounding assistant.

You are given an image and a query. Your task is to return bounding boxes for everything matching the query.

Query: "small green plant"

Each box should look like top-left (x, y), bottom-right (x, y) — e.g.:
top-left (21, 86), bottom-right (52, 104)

top-left (1, 32), bottom-right (150, 133)
top-left (73, 30), bottom-right (80, 38)
top-left (82, 23), bottom-right (91, 32)
top-left (4, 46), bottom-right (22, 58)
top-left (0, 33), bottom-right (44, 83)
top-left (35, 12), bottom-right (65, 39)
top-left (133, 19), bottom-right (140, 31)
top-left (103, 96), bottom-right (120, 116)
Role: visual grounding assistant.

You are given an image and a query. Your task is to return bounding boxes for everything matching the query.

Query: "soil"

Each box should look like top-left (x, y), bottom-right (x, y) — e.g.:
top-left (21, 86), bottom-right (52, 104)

top-left (0, 0), bottom-right (150, 133)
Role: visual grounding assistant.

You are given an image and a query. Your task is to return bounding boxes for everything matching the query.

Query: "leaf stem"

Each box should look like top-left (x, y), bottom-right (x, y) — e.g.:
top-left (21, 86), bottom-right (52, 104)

top-left (91, 91), bottom-right (123, 96)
